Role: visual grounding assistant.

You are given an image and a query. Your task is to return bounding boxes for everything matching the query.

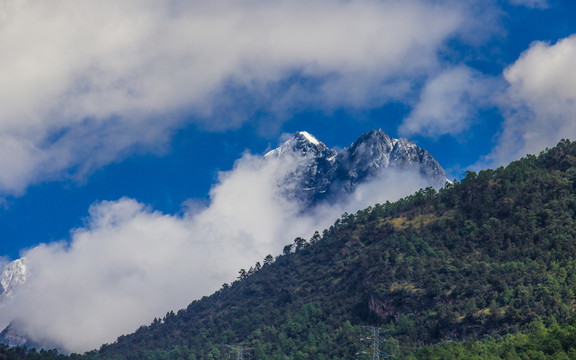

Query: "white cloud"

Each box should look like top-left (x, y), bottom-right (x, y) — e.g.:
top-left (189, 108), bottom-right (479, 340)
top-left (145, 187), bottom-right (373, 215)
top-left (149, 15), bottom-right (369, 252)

top-left (0, 146), bottom-right (437, 353)
top-left (508, 0), bottom-right (549, 9)
top-left (0, 0), bottom-right (468, 195)
top-left (399, 66), bottom-right (501, 138)
top-left (485, 35), bottom-right (576, 166)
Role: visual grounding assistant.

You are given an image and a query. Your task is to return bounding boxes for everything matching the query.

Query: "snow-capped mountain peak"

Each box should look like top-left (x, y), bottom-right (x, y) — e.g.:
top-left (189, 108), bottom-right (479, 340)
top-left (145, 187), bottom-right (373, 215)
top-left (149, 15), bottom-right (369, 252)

top-left (267, 129), bottom-right (447, 206)
top-left (265, 131), bottom-right (333, 159)
top-left (1, 258), bottom-right (27, 297)
top-left (298, 131), bottom-right (320, 146)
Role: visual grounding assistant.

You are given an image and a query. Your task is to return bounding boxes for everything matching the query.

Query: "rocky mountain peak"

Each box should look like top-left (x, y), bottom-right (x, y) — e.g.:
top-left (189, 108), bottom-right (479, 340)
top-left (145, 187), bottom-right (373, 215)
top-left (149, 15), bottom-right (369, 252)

top-left (265, 131), bottom-right (335, 159)
top-left (337, 129), bottom-right (396, 176)
top-left (267, 129), bottom-right (447, 206)
top-left (1, 258), bottom-right (27, 297)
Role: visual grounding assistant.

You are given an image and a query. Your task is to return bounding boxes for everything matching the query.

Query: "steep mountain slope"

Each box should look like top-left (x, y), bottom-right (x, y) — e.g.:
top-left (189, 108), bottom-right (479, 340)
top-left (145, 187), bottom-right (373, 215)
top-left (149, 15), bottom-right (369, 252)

top-left (86, 139), bottom-right (576, 359)
top-left (0, 129), bottom-right (448, 352)
top-left (0, 321), bottom-right (33, 349)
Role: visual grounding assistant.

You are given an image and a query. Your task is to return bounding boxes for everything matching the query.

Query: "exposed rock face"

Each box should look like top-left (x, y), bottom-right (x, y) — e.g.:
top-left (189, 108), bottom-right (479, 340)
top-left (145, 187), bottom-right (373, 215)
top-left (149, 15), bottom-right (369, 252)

top-left (0, 258), bottom-right (27, 298)
top-left (0, 321), bottom-right (29, 348)
top-left (267, 129), bottom-right (447, 207)
top-left (0, 260), bottom-right (32, 348)
top-left (265, 131), bottom-right (338, 205)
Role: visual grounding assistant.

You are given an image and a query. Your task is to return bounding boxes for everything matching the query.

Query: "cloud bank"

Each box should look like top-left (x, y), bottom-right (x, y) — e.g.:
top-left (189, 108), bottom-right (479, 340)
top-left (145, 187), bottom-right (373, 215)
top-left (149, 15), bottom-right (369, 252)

top-left (486, 35), bottom-right (576, 165)
top-left (400, 66), bottom-right (501, 138)
top-left (0, 146), bottom-right (434, 353)
top-left (0, 0), bottom-right (468, 195)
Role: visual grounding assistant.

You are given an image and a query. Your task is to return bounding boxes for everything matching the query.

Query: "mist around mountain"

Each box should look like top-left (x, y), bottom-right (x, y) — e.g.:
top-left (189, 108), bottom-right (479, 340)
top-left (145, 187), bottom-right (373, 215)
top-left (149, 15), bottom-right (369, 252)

top-left (3, 139), bottom-right (576, 358)
top-left (8, 138), bottom-right (568, 359)
top-left (0, 130), bottom-right (446, 353)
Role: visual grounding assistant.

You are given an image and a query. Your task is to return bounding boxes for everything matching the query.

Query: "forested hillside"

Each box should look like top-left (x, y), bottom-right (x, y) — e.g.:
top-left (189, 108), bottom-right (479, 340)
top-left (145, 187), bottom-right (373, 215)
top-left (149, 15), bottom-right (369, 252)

top-left (8, 139), bottom-right (576, 359)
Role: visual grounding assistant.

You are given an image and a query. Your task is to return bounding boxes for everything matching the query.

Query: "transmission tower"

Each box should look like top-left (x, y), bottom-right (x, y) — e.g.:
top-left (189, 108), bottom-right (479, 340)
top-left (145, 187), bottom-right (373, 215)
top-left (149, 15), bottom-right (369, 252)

top-left (358, 326), bottom-right (394, 360)
top-left (226, 345), bottom-right (254, 360)
top-left (363, 326), bottom-right (380, 360)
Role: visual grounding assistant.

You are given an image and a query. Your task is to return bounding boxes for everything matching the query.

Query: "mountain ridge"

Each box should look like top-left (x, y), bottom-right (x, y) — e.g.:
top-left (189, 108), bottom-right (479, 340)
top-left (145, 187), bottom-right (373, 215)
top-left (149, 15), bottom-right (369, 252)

top-left (0, 129), bottom-right (448, 351)
top-left (87, 139), bottom-right (576, 359)
top-left (269, 129), bottom-right (447, 206)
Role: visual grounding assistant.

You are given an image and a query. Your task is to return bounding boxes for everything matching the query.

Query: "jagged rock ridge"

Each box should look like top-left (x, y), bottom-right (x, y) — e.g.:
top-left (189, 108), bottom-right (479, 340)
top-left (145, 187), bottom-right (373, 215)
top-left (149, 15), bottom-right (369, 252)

top-left (268, 130), bottom-right (447, 206)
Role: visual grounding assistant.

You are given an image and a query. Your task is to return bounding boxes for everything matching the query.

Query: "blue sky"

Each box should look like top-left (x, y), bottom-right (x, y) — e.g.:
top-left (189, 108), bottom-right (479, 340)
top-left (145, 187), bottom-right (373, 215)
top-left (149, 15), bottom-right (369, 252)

top-left (2, 0), bottom-right (576, 351)
top-left (2, 0), bottom-right (575, 259)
